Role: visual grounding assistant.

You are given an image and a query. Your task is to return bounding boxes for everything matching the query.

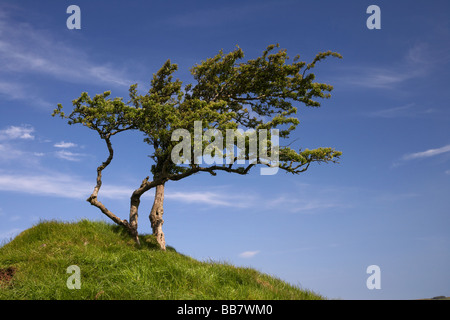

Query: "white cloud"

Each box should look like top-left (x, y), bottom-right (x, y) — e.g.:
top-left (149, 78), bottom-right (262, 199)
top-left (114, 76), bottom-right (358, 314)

top-left (0, 125), bottom-right (35, 140)
top-left (0, 143), bottom-right (24, 161)
top-left (0, 172), bottom-right (129, 200)
top-left (166, 191), bottom-right (250, 208)
top-left (369, 104), bottom-right (414, 118)
top-left (54, 141), bottom-right (78, 148)
top-left (375, 192), bottom-right (420, 202)
top-left (266, 194), bottom-right (343, 214)
top-left (337, 43), bottom-right (439, 90)
top-left (0, 80), bottom-right (51, 108)
top-left (0, 81), bottom-right (26, 100)
top-left (54, 150), bottom-right (86, 162)
top-left (349, 69), bottom-right (413, 89)
top-left (0, 13), bottom-right (131, 87)
top-left (0, 142), bottom-right (45, 168)
top-left (239, 250), bottom-right (260, 258)
top-left (445, 170), bottom-right (450, 175)
top-left (393, 144), bottom-right (450, 168)
top-left (290, 201), bottom-right (341, 213)
top-left (0, 173), bottom-right (90, 199)
top-left (0, 7), bottom-right (136, 108)
top-left (0, 172), bottom-right (255, 209)
top-left (405, 41), bottom-right (450, 65)
top-left (402, 145), bottom-right (450, 161)
top-left (337, 65), bottom-right (417, 90)
top-left (368, 103), bottom-right (436, 119)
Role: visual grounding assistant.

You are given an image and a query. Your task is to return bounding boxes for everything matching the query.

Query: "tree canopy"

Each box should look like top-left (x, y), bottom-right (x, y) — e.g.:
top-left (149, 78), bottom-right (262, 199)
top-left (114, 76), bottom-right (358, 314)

top-left (53, 44), bottom-right (342, 249)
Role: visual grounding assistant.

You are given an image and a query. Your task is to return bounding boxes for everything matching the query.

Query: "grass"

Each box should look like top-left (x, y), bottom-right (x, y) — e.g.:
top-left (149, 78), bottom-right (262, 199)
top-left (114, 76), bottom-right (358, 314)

top-left (0, 219), bottom-right (324, 300)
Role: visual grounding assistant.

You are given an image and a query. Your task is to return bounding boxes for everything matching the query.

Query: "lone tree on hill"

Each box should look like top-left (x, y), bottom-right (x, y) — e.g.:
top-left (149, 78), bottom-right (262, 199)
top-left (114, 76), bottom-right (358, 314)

top-left (52, 44), bottom-right (342, 250)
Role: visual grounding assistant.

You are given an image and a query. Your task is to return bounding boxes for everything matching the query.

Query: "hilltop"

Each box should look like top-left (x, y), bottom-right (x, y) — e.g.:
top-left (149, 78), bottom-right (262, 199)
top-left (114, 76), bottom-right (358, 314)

top-left (0, 220), bottom-right (323, 300)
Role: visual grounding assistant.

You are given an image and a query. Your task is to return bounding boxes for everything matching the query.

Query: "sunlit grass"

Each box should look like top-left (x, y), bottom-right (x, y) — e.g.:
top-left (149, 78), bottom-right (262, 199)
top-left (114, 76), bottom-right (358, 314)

top-left (0, 219), bottom-right (324, 300)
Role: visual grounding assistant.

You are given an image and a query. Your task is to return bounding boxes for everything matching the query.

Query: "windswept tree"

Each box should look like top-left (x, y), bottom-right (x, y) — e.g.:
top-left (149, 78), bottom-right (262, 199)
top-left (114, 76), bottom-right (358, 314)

top-left (53, 44), bottom-right (342, 250)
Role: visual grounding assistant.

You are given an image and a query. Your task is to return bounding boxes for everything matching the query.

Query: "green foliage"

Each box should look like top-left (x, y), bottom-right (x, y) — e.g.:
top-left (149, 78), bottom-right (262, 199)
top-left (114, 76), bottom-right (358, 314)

top-left (53, 44), bottom-right (342, 179)
top-left (53, 91), bottom-right (138, 139)
top-left (0, 220), bottom-right (324, 300)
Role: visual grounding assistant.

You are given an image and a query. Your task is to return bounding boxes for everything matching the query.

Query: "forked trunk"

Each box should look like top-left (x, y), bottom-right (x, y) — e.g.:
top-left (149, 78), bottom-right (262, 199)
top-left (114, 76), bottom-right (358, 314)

top-left (149, 183), bottom-right (166, 250)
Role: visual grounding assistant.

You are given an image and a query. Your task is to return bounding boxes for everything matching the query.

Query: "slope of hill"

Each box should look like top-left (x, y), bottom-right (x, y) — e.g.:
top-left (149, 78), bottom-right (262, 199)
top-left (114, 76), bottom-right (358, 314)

top-left (0, 220), bottom-right (323, 300)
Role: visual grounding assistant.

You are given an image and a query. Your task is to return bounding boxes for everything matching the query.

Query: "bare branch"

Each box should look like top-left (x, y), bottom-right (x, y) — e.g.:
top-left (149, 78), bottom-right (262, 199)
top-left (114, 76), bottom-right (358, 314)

top-left (86, 136), bottom-right (139, 244)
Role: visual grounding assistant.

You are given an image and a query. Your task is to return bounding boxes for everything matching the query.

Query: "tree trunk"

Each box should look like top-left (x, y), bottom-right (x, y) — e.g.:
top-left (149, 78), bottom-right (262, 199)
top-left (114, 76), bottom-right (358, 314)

top-left (149, 183), bottom-right (166, 250)
top-left (129, 177), bottom-right (150, 246)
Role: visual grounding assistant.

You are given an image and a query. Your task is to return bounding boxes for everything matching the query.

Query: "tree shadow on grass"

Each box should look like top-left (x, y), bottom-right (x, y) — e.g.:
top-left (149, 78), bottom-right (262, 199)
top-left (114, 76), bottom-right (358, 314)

top-left (108, 224), bottom-right (176, 252)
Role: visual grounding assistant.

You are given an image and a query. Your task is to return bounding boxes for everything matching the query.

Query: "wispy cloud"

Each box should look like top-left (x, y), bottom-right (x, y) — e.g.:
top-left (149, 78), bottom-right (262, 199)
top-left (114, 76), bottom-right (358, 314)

top-left (166, 191), bottom-right (251, 208)
top-left (0, 81), bottom-right (26, 100)
top-left (340, 68), bottom-right (413, 89)
top-left (0, 143), bottom-right (24, 162)
top-left (0, 80), bottom-right (52, 108)
top-left (0, 143), bottom-right (44, 168)
top-left (266, 194), bottom-right (345, 214)
top-left (337, 42), bottom-right (444, 90)
top-left (0, 7), bottom-right (134, 108)
top-left (0, 125), bottom-right (35, 140)
top-left (0, 172), bottom-right (255, 209)
top-left (0, 173), bottom-right (90, 199)
top-left (0, 169), bottom-right (349, 215)
top-left (0, 13), bottom-right (131, 86)
top-left (54, 141), bottom-right (78, 148)
top-left (54, 150), bottom-right (87, 162)
top-left (238, 250), bottom-right (260, 258)
top-left (0, 172), bottom-right (133, 200)
top-left (405, 41), bottom-right (450, 66)
top-left (0, 125), bottom-right (88, 164)
top-left (368, 103), bottom-right (436, 119)
top-left (290, 201), bottom-right (342, 213)
top-left (402, 145), bottom-right (450, 161)
top-left (375, 192), bottom-right (420, 202)
top-left (392, 144), bottom-right (450, 168)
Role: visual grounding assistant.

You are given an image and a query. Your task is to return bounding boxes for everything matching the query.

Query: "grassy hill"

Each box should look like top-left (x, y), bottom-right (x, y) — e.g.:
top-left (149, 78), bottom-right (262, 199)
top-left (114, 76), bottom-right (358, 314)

top-left (0, 220), bottom-right (323, 300)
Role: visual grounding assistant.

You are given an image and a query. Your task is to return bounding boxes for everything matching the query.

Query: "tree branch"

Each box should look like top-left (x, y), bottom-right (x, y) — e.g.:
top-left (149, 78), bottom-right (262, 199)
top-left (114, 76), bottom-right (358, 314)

top-left (166, 163), bottom-right (254, 182)
top-left (86, 137), bottom-right (136, 240)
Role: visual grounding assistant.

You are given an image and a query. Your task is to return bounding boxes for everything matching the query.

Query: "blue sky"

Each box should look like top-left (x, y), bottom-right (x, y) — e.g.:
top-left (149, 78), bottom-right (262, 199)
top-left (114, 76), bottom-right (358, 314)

top-left (0, 0), bottom-right (449, 300)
